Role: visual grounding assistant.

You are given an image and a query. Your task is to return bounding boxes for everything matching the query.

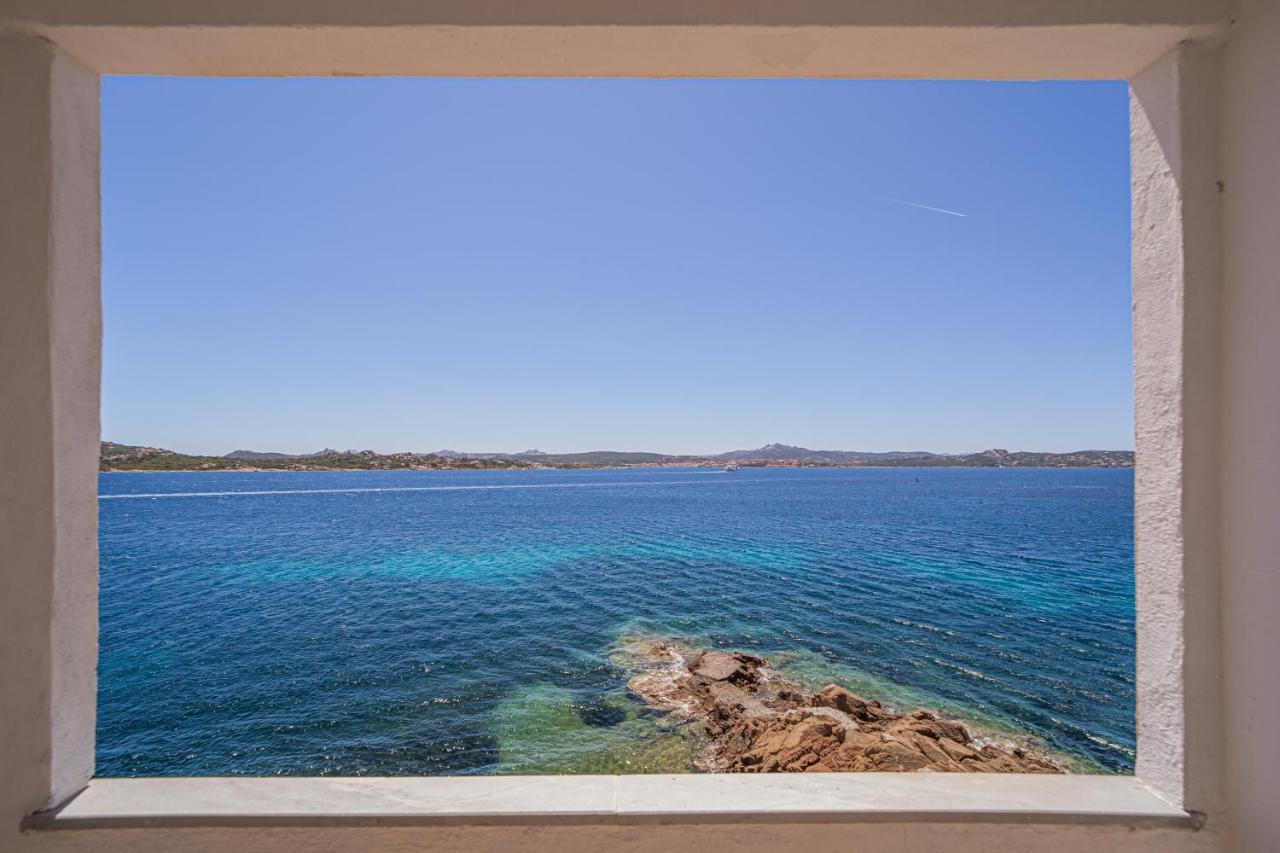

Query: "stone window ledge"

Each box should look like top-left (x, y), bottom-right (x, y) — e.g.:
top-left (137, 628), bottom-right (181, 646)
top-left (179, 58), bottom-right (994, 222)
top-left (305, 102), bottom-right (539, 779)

top-left (25, 775), bottom-right (1197, 830)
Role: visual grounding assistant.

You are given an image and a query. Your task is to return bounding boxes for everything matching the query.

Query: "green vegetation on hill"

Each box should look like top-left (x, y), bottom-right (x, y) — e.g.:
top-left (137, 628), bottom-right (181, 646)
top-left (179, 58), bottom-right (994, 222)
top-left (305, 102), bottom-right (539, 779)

top-left (868, 448), bottom-right (1134, 468)
top-left (514, 451), bottom-right (682, 467)
top-left (101, 442), bottom-right (1134, 472)
top-left (99, 443), bottom-right (532, 472)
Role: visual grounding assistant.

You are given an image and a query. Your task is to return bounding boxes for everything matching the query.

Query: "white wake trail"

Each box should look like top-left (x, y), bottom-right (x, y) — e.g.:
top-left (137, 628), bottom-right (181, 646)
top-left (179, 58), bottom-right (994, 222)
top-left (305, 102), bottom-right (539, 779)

top-left (100, 479), bottom-right (733, 500)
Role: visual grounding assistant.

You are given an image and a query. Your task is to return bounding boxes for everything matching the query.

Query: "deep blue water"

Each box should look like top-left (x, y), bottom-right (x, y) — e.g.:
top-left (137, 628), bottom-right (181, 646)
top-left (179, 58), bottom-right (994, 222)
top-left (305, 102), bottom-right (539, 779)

top-left (97, 466), bottom-right (1135, 775)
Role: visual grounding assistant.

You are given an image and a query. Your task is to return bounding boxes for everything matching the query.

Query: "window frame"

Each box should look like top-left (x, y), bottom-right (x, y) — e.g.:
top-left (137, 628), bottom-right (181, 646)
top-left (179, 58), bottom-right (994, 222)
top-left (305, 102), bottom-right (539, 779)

top-left (1, 3), bottom-right (1226, 844)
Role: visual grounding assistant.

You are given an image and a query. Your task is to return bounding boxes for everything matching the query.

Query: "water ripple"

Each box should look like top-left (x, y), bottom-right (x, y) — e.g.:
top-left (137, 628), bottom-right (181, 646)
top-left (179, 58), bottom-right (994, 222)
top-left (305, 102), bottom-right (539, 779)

top-left (97, 466), bottom-right (1135, 775)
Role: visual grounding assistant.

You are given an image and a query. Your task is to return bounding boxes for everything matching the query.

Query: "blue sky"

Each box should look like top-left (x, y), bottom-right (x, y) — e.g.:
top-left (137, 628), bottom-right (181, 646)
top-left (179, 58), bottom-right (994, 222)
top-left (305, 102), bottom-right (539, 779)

top-left (102, 78), bottom-right (1131, 456)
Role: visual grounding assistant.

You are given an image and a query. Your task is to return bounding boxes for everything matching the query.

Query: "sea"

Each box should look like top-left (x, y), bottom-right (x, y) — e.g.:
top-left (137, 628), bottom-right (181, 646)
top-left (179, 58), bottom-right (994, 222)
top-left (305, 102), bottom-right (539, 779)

top-left (97, 466), bottom-right (1135, 776)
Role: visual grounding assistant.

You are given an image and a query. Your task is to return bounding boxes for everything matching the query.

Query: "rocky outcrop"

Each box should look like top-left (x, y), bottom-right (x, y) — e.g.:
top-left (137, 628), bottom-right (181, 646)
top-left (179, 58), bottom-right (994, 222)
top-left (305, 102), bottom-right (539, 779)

top-left (626, 642), bottom-right (1062, 774)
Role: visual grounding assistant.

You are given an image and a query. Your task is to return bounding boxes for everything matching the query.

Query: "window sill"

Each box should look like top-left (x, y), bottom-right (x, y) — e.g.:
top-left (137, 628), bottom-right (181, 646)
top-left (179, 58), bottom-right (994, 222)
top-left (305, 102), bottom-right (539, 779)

top-left (25, 774), bottom-right (1198, 830)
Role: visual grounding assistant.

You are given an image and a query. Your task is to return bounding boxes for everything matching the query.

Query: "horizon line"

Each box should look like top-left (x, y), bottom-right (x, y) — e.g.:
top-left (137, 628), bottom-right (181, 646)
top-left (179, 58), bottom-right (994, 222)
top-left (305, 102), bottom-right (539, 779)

top-left (102, 439), bottom-right (1137, 458)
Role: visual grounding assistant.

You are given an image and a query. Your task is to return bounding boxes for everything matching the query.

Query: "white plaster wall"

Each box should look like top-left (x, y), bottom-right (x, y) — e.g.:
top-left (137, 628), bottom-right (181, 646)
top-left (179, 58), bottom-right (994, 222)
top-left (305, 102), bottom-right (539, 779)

top-left (1220, 1), bottom-right (1280, 851)
top-left (0, 28), bottom-right (99, 834)
top-left (0, 0), bottom-right (1275, 850)
top-left (0, 0), bottom-right (1233, 78)
top-left (1130, 41), bottom-right (1224, 816)
top-left (0, 821), bottom-right (1234, 853)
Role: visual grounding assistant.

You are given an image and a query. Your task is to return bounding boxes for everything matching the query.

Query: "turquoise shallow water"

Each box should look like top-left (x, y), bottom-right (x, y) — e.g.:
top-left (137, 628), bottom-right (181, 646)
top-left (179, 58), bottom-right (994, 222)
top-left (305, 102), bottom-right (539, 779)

top-left (97, 466), bottom-right (1134, 775)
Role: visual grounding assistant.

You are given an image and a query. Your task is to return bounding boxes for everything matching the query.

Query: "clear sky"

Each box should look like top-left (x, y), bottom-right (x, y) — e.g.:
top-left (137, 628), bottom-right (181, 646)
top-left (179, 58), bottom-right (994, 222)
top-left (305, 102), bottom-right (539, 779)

top-left (102, 78), bottom-right (1132, 456)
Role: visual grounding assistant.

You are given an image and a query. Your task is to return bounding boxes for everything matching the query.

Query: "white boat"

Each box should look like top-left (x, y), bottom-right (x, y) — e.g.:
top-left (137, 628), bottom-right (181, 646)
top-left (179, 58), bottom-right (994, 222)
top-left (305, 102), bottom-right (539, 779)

top-left (724, 463), bottom-right (740, 472)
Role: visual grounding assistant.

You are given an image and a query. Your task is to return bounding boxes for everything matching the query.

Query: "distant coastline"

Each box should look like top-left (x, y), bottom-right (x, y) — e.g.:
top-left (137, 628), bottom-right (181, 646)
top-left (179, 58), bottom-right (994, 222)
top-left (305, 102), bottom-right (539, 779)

top-left (100, 441), bottom-right (1134, 472)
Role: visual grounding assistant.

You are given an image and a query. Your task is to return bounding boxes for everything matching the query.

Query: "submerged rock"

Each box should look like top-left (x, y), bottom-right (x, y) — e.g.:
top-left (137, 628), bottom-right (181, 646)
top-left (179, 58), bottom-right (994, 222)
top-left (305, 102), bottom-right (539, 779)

top-left (688, 651), bottom-right (761, 684)
top-left (576, 700), bottom-right (627, 728)
top-left (626, 641), bottom-right (1062, 774)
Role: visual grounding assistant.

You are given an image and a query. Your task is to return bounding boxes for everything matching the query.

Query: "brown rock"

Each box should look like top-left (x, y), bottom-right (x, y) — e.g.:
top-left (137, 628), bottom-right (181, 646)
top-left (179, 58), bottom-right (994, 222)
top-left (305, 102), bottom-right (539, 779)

top-left (937, 737), bottom-right (979, 762)
top-left (863, 740), bottom-right (931, 771)
top-left (689, 652), bottom-right (745, 681)
top-left (625, 640), bottom-right (1064, 776)
top-left (689, 651), bottom-right (767, 686)
top-left (812, 684), bottom-right (876, 720)
top-left (932, 719), bottom-right (972, 745)
top-left (912, 733), bottom-right (958, 768)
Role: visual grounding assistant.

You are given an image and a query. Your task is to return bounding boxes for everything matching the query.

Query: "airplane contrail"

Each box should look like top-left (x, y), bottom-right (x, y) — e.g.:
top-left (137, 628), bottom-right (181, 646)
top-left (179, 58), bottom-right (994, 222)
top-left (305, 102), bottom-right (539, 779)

top-left (889, 198), bottom-right (968, 218)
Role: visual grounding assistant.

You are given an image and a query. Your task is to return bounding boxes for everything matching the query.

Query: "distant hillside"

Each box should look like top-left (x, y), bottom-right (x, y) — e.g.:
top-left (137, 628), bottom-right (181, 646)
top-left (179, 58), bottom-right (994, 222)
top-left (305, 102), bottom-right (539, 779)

top-left (432, 449), bottom-right (549, 460)
top-left (224, 450), bottom-right (302, 460)
top-left (434, 449), bottom-right (513, 459)
top-left (511, 450), bottom-right (683, 467)
top-left (872, 448), bottom-right (1134, 468)
top-left (712, 445), bottom-right (1130, 468)
top-left (100, 443), bottom-right (533, 472)
top-left (434, 449), bottom-right (689, 466)
top-left (714, 443), bottom-right (938, 464)
top-left (433, 444), bottom-right (942, 467)
top-left (101, 441), bottom-right (1134, 471)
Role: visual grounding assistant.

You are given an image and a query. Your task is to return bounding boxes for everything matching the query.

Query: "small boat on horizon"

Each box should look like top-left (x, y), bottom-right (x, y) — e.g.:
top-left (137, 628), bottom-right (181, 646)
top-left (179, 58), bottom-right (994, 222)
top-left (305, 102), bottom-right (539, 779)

top-left (724, 463), bottom-right (740, 472)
